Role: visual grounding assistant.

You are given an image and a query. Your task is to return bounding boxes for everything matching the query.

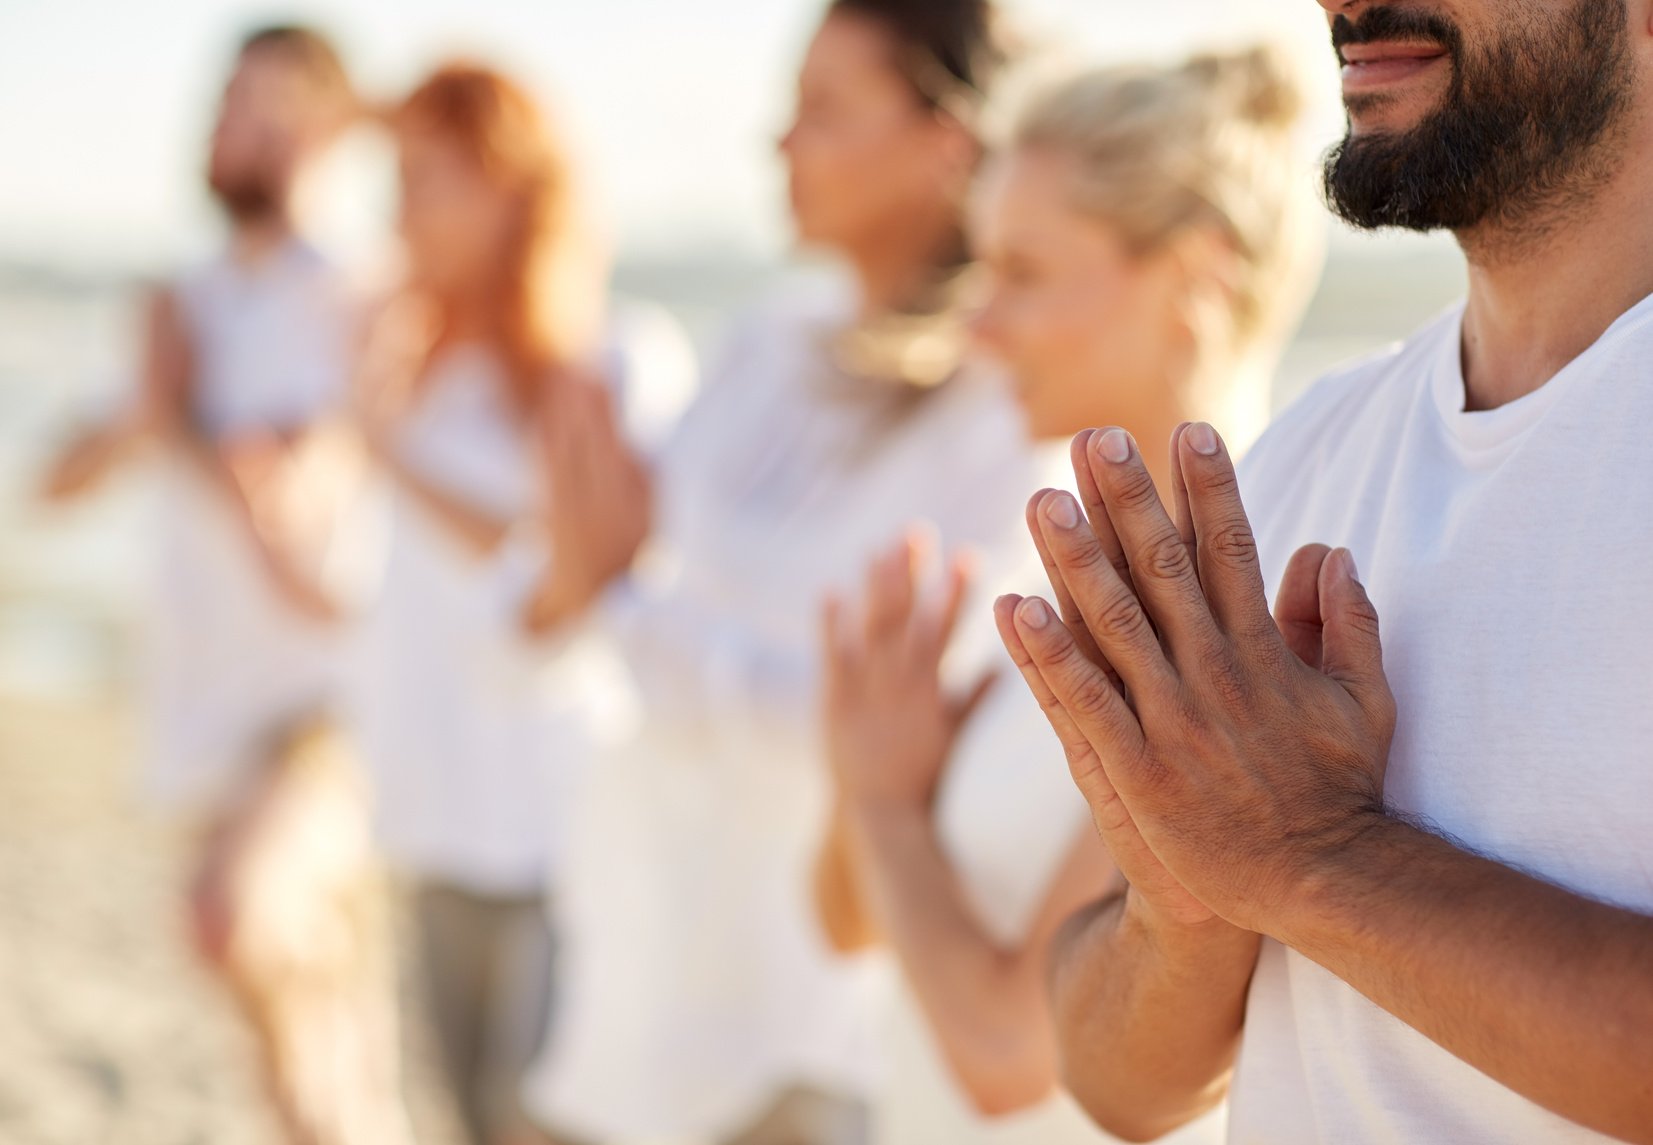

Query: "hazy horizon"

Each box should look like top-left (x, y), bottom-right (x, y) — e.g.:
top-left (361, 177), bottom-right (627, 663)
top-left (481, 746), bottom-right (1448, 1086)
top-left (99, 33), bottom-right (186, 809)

top-left (1, 0), bottom-right (1349, 270)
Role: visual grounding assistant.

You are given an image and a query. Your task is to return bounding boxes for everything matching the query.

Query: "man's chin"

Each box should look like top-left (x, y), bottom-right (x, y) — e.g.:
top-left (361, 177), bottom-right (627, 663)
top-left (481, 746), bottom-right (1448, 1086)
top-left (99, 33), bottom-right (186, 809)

top-left (1343, 90), bottom-right (1441, 142)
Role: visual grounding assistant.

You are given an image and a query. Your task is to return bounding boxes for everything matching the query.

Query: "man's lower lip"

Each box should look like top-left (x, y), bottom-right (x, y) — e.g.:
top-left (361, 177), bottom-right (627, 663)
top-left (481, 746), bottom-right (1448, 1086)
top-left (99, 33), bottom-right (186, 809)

top-left (1341, 55), bottom-right (1446, 92)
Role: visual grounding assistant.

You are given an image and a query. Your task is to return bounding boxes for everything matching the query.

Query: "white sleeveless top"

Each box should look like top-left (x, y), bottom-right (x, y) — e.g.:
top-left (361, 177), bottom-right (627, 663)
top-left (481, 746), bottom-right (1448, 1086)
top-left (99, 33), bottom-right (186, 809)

top-left (350, 305), bottom-right (695, 896)
top-left (144, 239), bottom-right (360, 812)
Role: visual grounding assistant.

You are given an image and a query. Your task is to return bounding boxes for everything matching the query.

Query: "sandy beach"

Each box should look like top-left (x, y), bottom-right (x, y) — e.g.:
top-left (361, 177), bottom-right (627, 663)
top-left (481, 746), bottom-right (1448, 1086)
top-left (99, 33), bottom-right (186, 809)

top-left (0, 693), bottom-right (461, 1145)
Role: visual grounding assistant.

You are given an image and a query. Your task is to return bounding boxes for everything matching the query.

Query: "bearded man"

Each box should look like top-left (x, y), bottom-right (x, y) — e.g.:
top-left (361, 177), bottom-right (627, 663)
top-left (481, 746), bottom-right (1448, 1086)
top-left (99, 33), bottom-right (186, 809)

top-left (997, 1), bottom-right (1653, 1141)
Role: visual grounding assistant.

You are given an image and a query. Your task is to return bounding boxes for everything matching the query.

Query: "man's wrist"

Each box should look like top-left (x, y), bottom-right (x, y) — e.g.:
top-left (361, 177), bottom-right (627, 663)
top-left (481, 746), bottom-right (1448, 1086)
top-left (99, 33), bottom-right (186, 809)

top-left (1266, 808), bottom-right (1413, 951)
top-left (1122, 890), bottom-right (1260, 972)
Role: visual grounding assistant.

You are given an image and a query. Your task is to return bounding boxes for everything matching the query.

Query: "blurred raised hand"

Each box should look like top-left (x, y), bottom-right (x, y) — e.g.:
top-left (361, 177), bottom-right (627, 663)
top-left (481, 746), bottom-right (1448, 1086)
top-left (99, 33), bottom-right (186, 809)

top-left (38, 286), bottom-right (187, 503)
top-left (524, 372), bottom-right (654, 634)
top-left (814, 534), bottom-right (994, 952)
top-left (821, 533), bottom-right (994, 814)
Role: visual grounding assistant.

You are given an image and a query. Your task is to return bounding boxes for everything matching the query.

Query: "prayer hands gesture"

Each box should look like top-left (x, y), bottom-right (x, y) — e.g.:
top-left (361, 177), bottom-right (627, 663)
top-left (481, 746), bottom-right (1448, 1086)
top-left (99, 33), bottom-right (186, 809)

top-left (527, 373), bottom-right (653, 632)
top-left (822, 534), bottom-right (996, 814)
top-left (996, 424), bottom-right (1397, 935)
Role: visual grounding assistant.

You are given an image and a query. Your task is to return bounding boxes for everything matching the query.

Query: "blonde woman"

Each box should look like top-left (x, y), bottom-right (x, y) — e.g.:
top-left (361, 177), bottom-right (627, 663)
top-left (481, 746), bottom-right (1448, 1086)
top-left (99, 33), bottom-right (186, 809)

top-left (818, 47), bottom-right (1321, 1145)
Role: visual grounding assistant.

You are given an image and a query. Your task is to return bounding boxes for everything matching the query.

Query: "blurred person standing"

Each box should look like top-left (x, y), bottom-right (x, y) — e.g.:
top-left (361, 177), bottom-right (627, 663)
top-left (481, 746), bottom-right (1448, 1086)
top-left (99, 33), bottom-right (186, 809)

top-left (39, 25), bottom-right (411, 1145)
top-left (518, 3), bottom-right (1051, 1143)
top-left (350, 63), bottom-right (694, 1145)
top-left (816, 48), bottom-right (1320, 1145)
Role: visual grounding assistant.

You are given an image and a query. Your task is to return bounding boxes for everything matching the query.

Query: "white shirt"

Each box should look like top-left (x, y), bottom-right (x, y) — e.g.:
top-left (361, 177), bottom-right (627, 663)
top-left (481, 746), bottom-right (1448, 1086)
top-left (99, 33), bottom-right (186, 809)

top-left (1230, 296), bottom-right (1653, 1144)
top-left (351, 304), bottom-right (695, 896)
top-left (144, 239), bottom-right (360, 812)
top-left (524, 281), bottom-right (1046, 1142)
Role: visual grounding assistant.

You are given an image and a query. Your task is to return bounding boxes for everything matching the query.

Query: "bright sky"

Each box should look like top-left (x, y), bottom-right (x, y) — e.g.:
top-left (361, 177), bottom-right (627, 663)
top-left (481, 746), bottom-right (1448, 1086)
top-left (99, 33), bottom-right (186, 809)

top-left (0, 0), bottom-right (1344, 269)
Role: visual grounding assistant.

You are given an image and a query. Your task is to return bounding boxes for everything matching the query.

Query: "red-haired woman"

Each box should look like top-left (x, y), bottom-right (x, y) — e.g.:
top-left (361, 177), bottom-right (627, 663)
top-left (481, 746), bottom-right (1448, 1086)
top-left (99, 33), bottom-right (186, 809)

top-left (350, 64), bottom-right (694, 1145)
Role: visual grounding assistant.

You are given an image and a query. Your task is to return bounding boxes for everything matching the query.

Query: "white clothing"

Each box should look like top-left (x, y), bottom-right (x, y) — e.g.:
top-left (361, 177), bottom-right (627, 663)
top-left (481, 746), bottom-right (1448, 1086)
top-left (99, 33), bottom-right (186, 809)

top-left (351, 305), bottom-right (696, 896)
top-left (1230, 296), bottom-right (1653, 1144)
top-left (873, 529), bottom-right (1226, 1145)
top-left (525, 282), bottom-right (1046, 1142)
top-left (144, 239), bottom-right (359, 812)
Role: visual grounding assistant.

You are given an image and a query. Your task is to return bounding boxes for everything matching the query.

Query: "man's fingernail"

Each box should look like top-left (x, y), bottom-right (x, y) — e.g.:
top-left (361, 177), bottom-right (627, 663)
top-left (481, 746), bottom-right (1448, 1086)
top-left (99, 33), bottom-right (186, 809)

top-left (1018, 598), bottom-right (1052, 630)
top-left (1337, 548), bottom-right (1362, 586)
top-left (1044, 493), bottom-right (1081, 530)
top-left (1097, 428), bottom-right (1133, 464)
top-left (1187, 422), bottom-right (1220, 456)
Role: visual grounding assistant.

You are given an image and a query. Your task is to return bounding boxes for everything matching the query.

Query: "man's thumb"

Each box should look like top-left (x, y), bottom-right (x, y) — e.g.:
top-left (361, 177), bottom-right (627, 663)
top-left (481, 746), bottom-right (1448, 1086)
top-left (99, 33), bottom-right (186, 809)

top-left (1319, 549), bottom-right (1390, 713)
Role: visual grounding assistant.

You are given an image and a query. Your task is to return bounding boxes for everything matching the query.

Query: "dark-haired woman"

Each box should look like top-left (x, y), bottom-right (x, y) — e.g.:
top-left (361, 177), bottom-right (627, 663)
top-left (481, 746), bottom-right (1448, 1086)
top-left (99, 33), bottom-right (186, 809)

top-left (350, 65), bottom-right (694, 1145)
top-left (518, 3), bottom-right (1042, 1144)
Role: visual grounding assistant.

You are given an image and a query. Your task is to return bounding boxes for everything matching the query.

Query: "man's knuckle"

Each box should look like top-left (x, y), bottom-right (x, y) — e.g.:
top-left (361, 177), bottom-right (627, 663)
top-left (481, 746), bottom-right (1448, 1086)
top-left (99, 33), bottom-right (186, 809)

top-left (1034, 690), bottom-right (1063, 717)
top-left (1096, 592), bottom-right (1153, 644)
top-left (1202, 652), bottom-right (1249, 709)
top-left (1347, 598), bottom-right (1383, 639)
top-left (1206, 522), bottom-right (1259, 566)
top-left (1210, 675), bottom-right (1249, 715)
top-left (1141, 533), bottom-right (1195, 583)
top-left (1108, 464), bottom-right (1161, 510)
top-left (1055, 532), bottom-right (1111, 577)
top-left (1193, 461), bottom-right (1241, 498)
top-left (1061, 737), bottom-right (1098, 769)
top-left (1066, 671), bottom-right (1120, 722)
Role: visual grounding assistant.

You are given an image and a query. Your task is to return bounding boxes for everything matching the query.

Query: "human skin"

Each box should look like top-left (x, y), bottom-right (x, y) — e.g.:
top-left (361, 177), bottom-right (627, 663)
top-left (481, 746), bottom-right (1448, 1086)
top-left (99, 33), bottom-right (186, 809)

top-left (994, 0), bottom-right (1653, 1137)
top-left (998, 422), bottom-right (1653, 1143)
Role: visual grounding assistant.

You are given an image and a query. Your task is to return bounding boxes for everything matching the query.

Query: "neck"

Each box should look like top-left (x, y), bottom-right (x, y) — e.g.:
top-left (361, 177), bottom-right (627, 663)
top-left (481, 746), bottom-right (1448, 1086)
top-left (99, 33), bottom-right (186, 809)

top-left (845, 208), bottom-right (963, 317)
top-left (1049, 347), bottom-right (1241, 498)
top-left (1456, 124), bottom-right (1653, 412)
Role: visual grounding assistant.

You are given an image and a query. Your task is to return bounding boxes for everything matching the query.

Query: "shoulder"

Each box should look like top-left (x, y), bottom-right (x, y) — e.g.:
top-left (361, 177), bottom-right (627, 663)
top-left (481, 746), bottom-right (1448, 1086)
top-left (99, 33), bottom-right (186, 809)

top-left (706, 271), bottom-right (853, 375)
top-left (1240, 308), bottom-right (1459, 497)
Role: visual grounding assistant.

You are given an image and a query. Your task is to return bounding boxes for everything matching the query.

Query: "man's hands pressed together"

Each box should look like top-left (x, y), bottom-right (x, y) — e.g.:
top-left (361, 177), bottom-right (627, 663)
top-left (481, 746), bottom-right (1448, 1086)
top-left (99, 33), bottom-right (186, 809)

top-left (997, 425), bottom-right (1653, 1144)
top-left (996, 423), bottom-right (1397, 938)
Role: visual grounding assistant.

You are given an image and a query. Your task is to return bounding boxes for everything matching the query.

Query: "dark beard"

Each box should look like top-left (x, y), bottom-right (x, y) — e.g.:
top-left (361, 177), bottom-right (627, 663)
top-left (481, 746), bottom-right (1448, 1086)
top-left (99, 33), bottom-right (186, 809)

top-left (1322, 0), bottom-right (1634, 238)
top-left (207, 169), bottom-right (283, 226)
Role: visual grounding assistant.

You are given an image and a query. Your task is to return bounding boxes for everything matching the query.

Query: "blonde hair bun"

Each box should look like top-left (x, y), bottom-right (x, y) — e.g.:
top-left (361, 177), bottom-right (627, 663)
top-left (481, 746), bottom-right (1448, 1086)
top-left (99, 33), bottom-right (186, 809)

top-left (1184, 44), bottom-right (1305, 133)
top-left (1011, 43), bottom-right (1320, 354)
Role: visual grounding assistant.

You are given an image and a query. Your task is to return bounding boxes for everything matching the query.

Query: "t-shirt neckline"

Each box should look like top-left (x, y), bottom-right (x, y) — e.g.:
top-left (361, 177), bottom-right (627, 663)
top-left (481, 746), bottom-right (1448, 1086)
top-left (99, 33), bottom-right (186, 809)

top-left (1430, 291), bottom-right (1653, 455)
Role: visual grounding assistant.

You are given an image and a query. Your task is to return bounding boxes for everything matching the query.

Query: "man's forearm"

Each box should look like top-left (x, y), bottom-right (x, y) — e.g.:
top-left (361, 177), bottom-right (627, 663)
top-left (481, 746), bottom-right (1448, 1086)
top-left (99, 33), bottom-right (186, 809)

top-left (1051, 893), bottom-right (1257, 1142)
top-left (1274, 814), bottom-right (1653, 1144)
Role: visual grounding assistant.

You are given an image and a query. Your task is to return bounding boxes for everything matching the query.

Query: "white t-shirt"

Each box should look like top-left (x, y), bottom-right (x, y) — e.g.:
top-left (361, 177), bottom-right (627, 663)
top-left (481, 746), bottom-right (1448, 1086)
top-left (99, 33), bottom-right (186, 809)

top-left (524, 282), bottom-right (1047, 1142)
top-left (350, 303), bottom-right (695, 896)
top-left (145, 239), bottom-right (361, 812)
top-left (1229, 295), bottom-right (1653, 1144)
